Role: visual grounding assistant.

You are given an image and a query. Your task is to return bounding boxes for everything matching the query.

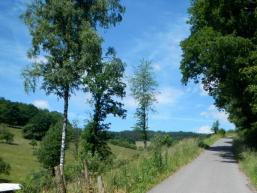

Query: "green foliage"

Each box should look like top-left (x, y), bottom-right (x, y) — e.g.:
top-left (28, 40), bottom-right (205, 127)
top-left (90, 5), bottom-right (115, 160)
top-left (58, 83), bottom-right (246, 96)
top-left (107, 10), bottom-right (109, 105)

top-left (36, 122), bottom-right (71, 171)
top-left (105, 139), bottom-right (200, 193)
top-left (81, 52), bottom-right (126, 160)
top-left (233, 138), bottom-right (257, 189)
top-left (80, 121), bottom-right (112, 160)
top-left (22, 0), bottom-right (125, 178)
top-left (211, 120), bottom-right (220, 134)
top-left (0, 124), bottom-right (14, 144)
top-left (130, 60), bottom-right (158, 148)
top-left (0, 157), bottom-right (11, 175)
top-left (180, 0), bottom-right (257, 147)
top-left (0, 98), bottom-right (39, 126)
top-left (29, 139), bottom-right (37, 149)
top-left (109, 139), bottom-right (137, 150)
top-left (18, 169), bottom-right (53, 193)
top-left (217, 128), bottom-right (226, 136)
top-left (23, 111), bottom-right (52, 140)
top-left (151, 134), bottom-right (173, 148)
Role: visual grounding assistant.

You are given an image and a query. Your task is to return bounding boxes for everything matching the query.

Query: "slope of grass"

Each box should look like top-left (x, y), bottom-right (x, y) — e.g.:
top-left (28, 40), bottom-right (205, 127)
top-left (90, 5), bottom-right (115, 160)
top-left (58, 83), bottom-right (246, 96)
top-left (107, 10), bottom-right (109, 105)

top-left (0, 127), bottom-right (140, 183)
top-left (0, 127), bottom-right (40, 182)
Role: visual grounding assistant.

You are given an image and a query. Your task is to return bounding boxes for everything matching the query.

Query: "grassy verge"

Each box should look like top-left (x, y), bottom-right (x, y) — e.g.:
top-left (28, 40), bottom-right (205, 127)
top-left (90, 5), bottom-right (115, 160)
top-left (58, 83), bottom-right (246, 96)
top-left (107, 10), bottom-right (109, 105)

top-left (104, 138), bottom-right (201, 193)
top-left (233, 138), bottom-right (257, 189)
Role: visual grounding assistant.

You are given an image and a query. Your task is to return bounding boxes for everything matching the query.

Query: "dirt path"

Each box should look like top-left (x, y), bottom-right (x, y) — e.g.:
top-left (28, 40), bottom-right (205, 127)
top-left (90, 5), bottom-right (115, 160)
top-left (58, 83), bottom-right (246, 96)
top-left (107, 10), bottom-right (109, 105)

top-left (148, 138), bottom-right (256, 193)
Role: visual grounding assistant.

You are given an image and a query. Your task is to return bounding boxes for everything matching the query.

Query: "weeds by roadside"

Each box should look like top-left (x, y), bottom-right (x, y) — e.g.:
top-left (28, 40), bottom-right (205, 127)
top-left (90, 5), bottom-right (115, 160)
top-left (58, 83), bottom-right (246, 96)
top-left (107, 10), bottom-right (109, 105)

top-left (233, 138), bottom-right (257, 189)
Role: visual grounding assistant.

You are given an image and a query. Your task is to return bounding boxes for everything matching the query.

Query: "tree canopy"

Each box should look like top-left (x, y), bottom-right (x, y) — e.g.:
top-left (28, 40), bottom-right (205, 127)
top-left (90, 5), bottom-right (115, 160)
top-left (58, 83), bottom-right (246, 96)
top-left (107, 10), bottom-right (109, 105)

top-left (81, 51), bottom-right (126, 159)
top-left (180, 0), bottom-right (257, 147)
top-left (130, 60), bottom-right (158, 148)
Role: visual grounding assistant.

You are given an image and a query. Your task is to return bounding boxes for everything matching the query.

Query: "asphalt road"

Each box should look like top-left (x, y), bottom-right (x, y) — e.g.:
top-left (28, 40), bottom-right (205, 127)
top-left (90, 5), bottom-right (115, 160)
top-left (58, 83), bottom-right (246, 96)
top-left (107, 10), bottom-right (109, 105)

top-left (148, 138), bottom-right (256, 193)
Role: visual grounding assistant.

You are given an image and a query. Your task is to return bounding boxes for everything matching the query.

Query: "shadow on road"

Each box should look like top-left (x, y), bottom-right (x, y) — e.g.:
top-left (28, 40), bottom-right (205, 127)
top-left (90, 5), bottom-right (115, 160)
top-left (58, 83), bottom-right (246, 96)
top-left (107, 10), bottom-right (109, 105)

top-left (207, 142), bottom-right (237, 163)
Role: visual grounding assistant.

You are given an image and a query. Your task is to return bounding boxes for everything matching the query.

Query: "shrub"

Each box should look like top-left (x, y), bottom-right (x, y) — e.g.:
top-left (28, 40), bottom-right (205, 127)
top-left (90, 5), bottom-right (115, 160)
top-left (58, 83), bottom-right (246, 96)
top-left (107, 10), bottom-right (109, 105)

top-left (29, 139), bottom-right (37, 149)
top-left (36, 122), bottom-right (62, 172)
top-left (218, 129), bottom-right (226, 136)
top-left (22, 111), bottom-right (52, 140)
top-left (19, 169), bottom-right (53, 193)
top-left (0, 157), bottom-right (11, 175)
top-left (0, 125), bottom-right (14, 144)
top-left (109, 139), bottom-right (137, 149)
top-left (151, 134), bottom-right (173, 148)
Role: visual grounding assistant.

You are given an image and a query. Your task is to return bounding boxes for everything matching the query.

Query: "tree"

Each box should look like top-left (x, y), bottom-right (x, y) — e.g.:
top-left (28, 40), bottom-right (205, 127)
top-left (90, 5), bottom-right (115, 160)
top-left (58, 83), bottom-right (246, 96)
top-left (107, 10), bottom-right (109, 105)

top-left (23, 111), bottom-right (52, 140)
top-left (211, 120), bottom-right (220, 134)
top-left (0, 157), bottom-right (11, 175)
top-left (22, 0), bottom-right (125, 190)
top-left (36, 122), bottom-right (71, 175)
top-left (130, 60), bottom-right (158, 149)
top-left (81, 51), bottom-right (126, 159)
top-left (180, 0), bottom-right (257, 147)
top-left (0, 124), bottom-right (14, 144)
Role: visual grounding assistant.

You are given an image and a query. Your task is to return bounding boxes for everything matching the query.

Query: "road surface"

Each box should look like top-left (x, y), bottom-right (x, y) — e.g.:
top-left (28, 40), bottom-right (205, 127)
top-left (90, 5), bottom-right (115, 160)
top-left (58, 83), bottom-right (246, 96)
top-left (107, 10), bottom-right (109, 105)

top-left (148, 138), bottom-right (256, 193)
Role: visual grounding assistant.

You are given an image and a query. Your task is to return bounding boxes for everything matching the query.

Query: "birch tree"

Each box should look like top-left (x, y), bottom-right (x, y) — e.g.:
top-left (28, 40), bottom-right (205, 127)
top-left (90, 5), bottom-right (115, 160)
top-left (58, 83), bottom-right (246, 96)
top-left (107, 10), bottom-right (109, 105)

top-left (21, 0), bottom-right (124, 192)
top-left (130, 60), bottom-right (158, 149)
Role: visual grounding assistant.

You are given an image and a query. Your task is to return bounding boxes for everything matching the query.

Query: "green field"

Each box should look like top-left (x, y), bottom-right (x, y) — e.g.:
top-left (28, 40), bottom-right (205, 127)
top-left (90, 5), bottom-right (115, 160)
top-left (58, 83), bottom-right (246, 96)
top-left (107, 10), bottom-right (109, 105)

top-left (0, 127), bottom-right (40, 182)
top-left (0, 127), bottom-right (140, 183)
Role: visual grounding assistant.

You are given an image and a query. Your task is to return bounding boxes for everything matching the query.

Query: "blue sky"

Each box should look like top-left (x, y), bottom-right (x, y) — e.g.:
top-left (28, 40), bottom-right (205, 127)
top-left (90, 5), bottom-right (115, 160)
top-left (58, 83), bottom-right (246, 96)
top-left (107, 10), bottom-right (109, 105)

top-left (0, 0), bottom-right (235, 133)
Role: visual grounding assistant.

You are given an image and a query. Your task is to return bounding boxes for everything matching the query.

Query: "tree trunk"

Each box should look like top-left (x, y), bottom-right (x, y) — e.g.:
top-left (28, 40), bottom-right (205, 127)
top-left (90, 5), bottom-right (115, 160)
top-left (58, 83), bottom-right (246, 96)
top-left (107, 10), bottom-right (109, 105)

top-left (59, 87), bottom-right (69, 193)
top-left (143, 106), bottom-right (147, 149)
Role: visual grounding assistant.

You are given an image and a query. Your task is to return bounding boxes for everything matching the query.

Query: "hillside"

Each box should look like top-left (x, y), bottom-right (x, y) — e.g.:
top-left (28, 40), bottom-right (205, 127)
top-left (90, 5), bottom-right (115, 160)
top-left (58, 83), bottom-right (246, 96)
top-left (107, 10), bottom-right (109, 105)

top-left (0, 127), bottom-right (139, 183)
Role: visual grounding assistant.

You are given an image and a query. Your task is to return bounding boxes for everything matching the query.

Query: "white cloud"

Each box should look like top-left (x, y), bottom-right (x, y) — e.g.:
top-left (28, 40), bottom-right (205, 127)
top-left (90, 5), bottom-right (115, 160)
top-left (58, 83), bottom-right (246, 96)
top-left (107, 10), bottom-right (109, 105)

top-left (33, 100), bottom-right (49, 109)
top-left (153, 63), bottom-right (161, 71)
top-left (200, 105), bottom-right (229, 123)
top-left (196, 125), bottom-right (213, 134)
top-left (199, 83), bottom-right (208, 96)
top-left (156, 87), bottom-right (184, 106)
top-left (32, 56), bottom-right (48, 64)
top-left (123, 96), bottom-right (137, 108)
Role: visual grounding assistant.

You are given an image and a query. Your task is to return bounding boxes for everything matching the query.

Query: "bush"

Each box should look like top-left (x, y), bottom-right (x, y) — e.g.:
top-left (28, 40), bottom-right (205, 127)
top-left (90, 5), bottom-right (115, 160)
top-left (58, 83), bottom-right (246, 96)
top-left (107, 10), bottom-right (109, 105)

top-left (0, 125), bottom-right (14, 144)
top-left (109, 139), bottom-right (137, 149)
top-left (29, 139), bottom-right (37, 149)
top-left (22, 111), bottom-right (52, 140)
top-left (19, 169), bottom-right (53, 193)
top-left (36, 122), bottom-right (62, 172)
top-left (151, 134), bottom-right (173, 148)
top-left (0, 157), bottom-right (11, 175)
top-left (217, 129), bottom-right (226, 136)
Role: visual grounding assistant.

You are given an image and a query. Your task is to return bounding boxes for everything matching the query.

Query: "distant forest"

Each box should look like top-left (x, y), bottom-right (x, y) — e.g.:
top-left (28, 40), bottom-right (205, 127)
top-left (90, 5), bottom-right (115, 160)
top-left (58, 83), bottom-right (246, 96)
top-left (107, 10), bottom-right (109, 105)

top-left (0, 97), bottom-right (204, 142)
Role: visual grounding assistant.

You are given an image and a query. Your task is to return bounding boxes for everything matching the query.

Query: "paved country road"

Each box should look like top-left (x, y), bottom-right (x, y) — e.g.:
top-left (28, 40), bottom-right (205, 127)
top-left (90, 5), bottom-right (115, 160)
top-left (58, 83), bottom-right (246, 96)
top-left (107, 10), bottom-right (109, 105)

top-left (148, 138), bottom-right (256, 193)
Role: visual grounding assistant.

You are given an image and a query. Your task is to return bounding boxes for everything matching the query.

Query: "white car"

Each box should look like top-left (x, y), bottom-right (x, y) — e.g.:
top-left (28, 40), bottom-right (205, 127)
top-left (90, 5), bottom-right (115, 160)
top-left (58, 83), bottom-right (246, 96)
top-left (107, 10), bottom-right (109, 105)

top-left (0, 183), bottom-right (21, 192)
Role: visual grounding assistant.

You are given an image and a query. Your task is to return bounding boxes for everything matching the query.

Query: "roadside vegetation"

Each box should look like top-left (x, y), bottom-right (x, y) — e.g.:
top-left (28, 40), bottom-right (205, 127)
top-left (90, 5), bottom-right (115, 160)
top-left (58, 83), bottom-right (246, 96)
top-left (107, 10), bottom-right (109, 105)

top-left (233, 137), bottom-right (257, 189)
top-left (0, 125), bottom-right (223, 193)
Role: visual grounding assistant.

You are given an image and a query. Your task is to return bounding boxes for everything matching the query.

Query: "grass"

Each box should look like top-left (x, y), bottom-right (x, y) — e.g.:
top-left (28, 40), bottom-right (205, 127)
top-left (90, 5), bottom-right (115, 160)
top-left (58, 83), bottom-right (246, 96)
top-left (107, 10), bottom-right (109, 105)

top-left (0, 127), bottom-right (140, 183)
top-left (233, 138), bottom-right (257, 189)
top-left (0, 127), bottom-right (39, 182)
top-left (1, 127), bottom-right (223, 193)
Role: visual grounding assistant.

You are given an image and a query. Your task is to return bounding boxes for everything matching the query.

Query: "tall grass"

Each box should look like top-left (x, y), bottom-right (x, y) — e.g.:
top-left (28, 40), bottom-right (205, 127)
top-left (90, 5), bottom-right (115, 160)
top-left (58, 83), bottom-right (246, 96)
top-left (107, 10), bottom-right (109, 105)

top-left (104, 138), bottom-right (201, 193)
top-left (16, 133), bottom-right (222, 193)
top-left (233, 139), bottom-right (257, 188)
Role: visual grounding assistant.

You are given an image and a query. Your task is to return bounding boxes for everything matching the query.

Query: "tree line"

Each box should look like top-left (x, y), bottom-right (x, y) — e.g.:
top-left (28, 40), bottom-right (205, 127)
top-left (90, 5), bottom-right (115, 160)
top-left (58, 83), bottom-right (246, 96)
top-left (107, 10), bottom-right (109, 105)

top-left (0, 97), bottom-right (65, 140)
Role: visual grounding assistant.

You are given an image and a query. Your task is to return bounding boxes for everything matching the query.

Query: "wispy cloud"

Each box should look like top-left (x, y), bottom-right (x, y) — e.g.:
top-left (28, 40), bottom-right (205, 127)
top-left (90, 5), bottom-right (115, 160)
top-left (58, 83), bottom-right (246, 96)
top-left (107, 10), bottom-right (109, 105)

top-left (156, 86), bottom-right (184, 106)
top-left (200, 105), bottom-right (229, 124)
top-left (196, 125), bottom-right (213, 134)
top-left (33, 99), bottom-right (49, 109)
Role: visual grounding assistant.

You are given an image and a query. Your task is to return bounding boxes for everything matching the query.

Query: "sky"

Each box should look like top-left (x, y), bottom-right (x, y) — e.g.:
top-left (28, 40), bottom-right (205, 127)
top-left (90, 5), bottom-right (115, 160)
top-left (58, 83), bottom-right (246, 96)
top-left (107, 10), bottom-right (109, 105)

top-left (0, 0), bottom-right (235, 133)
